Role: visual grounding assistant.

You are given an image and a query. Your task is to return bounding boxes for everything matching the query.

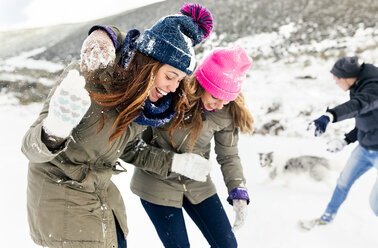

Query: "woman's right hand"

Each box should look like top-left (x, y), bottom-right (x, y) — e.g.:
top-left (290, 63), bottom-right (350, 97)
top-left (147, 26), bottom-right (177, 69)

top-left (43, 70), bottom-right (91, 138)
top-left (171, 153), bottom-right (212, 182)
top-left (80, 29), bottom-right (116, 72)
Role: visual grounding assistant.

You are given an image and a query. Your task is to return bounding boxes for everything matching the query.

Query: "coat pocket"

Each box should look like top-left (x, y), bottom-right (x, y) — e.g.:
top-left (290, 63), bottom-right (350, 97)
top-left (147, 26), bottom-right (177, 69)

top-left (32, 173), bottom-right (104, 244)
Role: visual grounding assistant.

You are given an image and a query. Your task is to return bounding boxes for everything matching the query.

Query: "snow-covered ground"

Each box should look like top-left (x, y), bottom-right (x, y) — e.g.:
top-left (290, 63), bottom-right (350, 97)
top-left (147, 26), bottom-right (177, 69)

top-left (1, 61), bottom-right (378, 247)
top-left (1, 24), bottom-right (378, 247)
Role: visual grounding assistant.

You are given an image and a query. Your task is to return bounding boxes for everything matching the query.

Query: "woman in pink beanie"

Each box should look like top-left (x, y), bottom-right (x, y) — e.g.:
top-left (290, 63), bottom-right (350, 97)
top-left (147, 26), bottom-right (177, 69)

top-left (128, 45), bottom-right (254, 247)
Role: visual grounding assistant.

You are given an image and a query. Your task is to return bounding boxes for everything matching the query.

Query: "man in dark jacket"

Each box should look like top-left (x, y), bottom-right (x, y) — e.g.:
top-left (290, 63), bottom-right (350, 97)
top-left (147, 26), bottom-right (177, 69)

top-left (310, 56), bottom-right (378, 225)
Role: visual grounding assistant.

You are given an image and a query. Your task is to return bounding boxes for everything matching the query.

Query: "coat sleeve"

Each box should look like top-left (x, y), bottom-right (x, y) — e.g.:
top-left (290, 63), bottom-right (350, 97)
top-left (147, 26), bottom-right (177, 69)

top-left (214, 124), bottom-right (246, 193)
top-left (329, 82), bottom-right (378, 122)
top-left (21, 63), bottom-right (80, 163)
top-left (21, 89), bottom-right (66, 163)
top-left (107, 26), bottom-right (125, 51)
top-left (21, 99), bottom-right (59, 163)
top-left (118, 130), bottom-right (174, 177)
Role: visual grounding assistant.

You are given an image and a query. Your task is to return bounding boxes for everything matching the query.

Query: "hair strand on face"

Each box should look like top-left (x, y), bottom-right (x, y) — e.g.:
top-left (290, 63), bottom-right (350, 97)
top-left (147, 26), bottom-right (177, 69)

top-left (85, 52), bottom-right (161, 144)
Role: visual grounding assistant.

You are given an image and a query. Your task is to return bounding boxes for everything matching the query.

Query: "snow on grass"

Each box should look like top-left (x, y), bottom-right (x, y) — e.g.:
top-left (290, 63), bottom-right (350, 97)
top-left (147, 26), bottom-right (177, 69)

top-left (1, 56), bottom-right (378, 247)
top-left (0, 47), bottom-right (64, 73)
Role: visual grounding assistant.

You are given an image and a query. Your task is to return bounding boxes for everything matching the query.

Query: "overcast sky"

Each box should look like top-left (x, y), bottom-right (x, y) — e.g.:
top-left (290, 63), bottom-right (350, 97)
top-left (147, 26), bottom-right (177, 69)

top-left (0, 0), bottom-right (164, 31)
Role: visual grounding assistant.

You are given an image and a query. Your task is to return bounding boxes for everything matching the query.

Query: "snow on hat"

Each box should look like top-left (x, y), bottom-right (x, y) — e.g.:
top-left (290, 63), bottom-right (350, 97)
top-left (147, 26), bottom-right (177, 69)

top-left (136, 3), bottom-right (213, 75)
top-left (195, 46), bottom-right (252, 101)
top-left (330, 56), bottom-right (361, 78)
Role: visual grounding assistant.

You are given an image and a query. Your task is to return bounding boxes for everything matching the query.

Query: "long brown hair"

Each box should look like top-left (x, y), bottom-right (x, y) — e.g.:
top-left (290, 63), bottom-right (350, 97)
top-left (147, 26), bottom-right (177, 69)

top-left (167, 75), bottom-right (254, 151)
top-left (85, 51), bottom-right (188, 144)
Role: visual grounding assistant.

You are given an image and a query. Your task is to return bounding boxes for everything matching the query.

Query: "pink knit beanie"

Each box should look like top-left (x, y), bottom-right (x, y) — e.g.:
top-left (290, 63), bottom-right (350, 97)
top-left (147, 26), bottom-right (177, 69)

top-left (195, 46), bottom-right (252, 101)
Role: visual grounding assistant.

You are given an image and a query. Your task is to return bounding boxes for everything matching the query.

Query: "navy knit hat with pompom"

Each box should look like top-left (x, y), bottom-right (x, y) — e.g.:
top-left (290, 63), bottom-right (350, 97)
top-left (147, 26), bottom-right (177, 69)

top-left (136, 3), bottom-right (213, 75)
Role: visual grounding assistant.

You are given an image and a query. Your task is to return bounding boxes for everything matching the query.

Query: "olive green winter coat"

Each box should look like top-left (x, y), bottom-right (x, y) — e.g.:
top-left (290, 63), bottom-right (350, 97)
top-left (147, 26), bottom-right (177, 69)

top-left (21, 60), bottom-right (175, 248)
top-left (130, 105), bottom-right (247, 208)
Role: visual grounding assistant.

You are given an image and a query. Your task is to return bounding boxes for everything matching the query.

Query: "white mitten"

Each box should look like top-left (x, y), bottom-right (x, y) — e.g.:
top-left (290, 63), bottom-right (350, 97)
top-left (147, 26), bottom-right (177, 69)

top-left (80, 29), bottom-right (116, 72)
top-left (326, 138), bottom-right (347, 153)
top-left (43, 70), bottom-right (91, 138)
top-left (232, 199), bottom-right (248, 232)
top-left (171, 153), bottom-right (212, 182)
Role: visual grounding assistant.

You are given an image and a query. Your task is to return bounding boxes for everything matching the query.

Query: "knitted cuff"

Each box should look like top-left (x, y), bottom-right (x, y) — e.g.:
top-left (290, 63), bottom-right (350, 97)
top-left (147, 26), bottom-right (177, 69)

top-left (88, 25), bottom-right (118, 49)
top-left (326, 108), bottom-right (337, 122)
top-left (324, 111), bottom-right (334, 123)
top-left (227, 188), bottom-right (250, 205)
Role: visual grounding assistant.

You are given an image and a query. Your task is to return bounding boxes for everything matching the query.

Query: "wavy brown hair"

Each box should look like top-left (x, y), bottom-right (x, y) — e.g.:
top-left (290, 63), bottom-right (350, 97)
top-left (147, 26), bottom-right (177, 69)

top-left (166, 75), bottom-right (254, 151)
top-left (85, 51), bottom-right (188, 144)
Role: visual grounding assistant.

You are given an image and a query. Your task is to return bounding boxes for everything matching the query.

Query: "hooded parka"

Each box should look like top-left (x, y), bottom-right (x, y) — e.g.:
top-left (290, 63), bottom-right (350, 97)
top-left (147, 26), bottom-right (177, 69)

top-left (21, 59), bottom-right (175, 247)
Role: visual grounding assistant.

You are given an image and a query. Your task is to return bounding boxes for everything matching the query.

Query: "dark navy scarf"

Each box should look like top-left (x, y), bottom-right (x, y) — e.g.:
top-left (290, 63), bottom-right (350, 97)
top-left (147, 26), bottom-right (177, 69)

top-left (134, 93), bottom-right (176, 127)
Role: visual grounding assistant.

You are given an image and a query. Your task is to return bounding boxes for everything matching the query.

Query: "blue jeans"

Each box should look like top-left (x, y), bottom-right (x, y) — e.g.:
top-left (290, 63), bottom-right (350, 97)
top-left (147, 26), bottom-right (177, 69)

top-left (140, 194), bottom-right (237, 248)
top-left (115, 215), bottom-right (127, 248)
top-left (324, 144), bottom-right (378, 220)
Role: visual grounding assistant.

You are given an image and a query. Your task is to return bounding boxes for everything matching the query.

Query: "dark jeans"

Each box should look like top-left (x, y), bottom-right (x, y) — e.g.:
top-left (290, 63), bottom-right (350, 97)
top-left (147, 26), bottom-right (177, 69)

top-left (141, 194), bottom-right (237, 248)
top-left (115, 215), bottom-right (127, 248)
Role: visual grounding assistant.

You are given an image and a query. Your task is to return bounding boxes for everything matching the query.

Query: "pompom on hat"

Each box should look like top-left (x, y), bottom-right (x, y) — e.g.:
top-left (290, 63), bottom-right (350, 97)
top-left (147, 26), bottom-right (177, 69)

top-left (330, 56), bottom-right (361, 78)
top-left (195, 46), bottom-right (253, 101)
top-left (136, 3), bottom-right (213, 75)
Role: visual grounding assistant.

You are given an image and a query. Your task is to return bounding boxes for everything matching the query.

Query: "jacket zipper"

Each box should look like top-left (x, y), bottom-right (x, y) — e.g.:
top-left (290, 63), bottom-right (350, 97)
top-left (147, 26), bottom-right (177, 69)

top-left (176, 132), bottom-right (190, 152)
top-left (178, 176), bottom-right (187, 192)
top-left (150, 134), bottom-right (158, 145)
top-left (230, 128), bottom-right (235, 146)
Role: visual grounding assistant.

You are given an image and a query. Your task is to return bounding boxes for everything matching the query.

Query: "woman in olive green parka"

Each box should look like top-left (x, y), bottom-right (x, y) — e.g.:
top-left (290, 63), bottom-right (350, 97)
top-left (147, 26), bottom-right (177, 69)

top-left (130, 46), bottom-right (254, 247)
top-left (21, 4), bottom-right (213, 248)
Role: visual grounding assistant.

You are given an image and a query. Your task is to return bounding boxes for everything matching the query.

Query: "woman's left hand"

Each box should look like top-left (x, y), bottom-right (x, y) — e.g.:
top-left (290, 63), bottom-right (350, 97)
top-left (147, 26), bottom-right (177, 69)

top-left (80, 29), bottom-right (116, 72)
top-left (232, 199), bottom-right (248, 232)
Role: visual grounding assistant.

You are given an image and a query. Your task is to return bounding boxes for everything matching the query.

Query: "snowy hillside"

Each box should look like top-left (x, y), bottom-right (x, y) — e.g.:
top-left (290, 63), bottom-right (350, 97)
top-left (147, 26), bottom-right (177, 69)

top-left (2, 20), bottom-right (377, 133)
top-left (1, 0), bottom-right (378, 106)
